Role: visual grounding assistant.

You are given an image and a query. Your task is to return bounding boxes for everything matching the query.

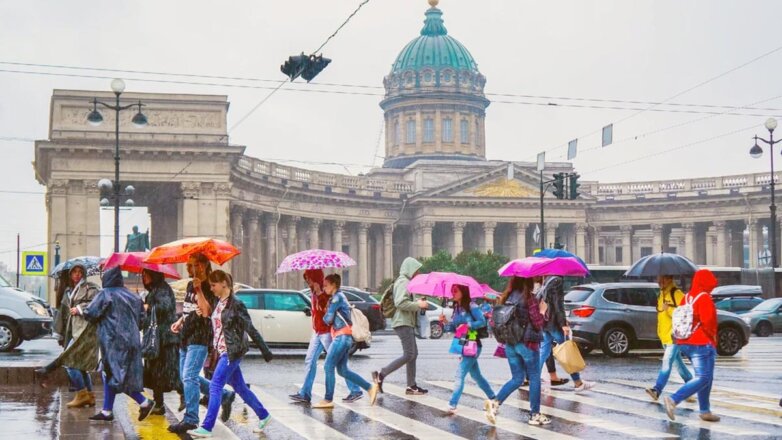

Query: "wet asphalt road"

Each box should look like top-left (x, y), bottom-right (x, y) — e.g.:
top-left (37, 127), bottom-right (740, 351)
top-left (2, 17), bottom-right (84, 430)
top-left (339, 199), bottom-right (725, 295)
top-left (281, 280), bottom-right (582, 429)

top-left (2, 334), bottom-right (781, 439)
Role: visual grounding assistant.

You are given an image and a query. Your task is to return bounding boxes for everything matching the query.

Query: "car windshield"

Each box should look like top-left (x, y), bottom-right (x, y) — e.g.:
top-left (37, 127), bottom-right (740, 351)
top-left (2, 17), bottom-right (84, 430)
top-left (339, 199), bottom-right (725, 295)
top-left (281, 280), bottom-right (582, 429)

top-left (0, 274), bottom-right (10, 288)
top-left (565, 288), bottom-right (594, 303)
top-left (752, 299), bottom-right (782, 312)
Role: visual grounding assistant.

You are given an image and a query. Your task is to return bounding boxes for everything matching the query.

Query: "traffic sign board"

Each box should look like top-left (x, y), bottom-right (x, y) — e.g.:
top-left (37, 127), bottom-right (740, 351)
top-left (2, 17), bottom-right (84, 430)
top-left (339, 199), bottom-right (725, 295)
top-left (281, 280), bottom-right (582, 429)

top-left (21, 251), bottom-right (47, 276)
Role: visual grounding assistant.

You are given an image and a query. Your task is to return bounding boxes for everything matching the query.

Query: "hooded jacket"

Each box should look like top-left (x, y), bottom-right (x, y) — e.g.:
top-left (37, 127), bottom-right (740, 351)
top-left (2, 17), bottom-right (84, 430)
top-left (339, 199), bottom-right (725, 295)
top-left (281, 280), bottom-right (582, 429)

top-left (391, 257), bottom-right (423, 328)
top-left (54, 264), bottom-right (99, 345)
top-left (677, 269), bottom-right (718, 347)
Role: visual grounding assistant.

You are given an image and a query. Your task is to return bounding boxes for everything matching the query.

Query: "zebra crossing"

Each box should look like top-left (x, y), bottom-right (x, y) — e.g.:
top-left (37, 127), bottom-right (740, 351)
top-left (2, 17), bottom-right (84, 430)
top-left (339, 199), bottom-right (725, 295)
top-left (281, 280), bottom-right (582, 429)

top-left (120, 374), bottom-right (780, 439)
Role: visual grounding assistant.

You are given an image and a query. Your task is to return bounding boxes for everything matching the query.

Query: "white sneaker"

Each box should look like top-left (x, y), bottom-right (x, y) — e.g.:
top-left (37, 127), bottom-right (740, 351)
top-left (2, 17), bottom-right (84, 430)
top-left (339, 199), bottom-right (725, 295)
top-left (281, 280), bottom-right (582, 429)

top-left (528, 413), bottom-right (552, 425)
top-left (446, 406), bottom-right (457, 415)
top-left (483, 399), bottom-right (497, 424)
top-left (574, 381), bottom-right (595, 394)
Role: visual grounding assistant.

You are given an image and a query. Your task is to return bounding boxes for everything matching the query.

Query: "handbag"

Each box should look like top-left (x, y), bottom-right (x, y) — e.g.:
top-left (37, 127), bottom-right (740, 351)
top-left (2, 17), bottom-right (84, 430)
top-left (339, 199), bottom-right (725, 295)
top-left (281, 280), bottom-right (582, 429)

top-left (204, 325), bottom-right (223, 375)
top-left (462, 340), bottom-right (479, 357)
top-left (141, 306), bottom-right (159, 360)
top-left (552, 334), bottom-right (586, 374)
top-left (493, 343), bottom-right (506, 358)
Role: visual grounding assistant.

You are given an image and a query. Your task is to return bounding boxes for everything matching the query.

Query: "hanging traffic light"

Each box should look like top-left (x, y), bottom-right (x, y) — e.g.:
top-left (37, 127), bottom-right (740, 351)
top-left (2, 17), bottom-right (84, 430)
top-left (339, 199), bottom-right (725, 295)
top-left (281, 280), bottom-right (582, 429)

top-left (569, 173), bottom-right (581, 199)
top-left (301, 54), bottom-right (332, 82)
top-left (280, 53), bottom-right (332, 82)
top-left (552, 173), bottom-right (566, 199)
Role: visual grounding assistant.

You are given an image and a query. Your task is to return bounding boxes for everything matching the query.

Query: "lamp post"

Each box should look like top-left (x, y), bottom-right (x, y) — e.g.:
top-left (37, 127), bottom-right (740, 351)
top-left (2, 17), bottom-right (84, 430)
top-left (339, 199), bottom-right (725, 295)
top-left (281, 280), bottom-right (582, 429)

top-left (88, 79), bottom-right (147, 252)
top-left (750, 117), bottom-right (780, 268)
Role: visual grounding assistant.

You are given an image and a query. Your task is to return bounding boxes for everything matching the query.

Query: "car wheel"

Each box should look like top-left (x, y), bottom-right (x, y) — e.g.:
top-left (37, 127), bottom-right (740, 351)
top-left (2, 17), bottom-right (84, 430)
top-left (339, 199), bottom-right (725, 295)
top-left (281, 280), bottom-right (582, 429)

top-left (430, 322), bottom-right (444, 339)
top-left (578, 344), bottom-right (594, 356)
top-left (756, 321), bottom-right (773, 337)
top-left (601, 327), bottom-right (631, 357)
top-left (717, 326), bottom-right (742, 356)
top-left (0, 319), bottom-right (19, 352)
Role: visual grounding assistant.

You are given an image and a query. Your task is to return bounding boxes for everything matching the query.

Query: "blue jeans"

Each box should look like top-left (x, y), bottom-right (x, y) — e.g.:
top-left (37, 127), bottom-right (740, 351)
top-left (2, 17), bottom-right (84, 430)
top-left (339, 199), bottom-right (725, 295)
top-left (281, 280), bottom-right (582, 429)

top-left (539, 329), bottom-right (580, 382)
top-left (179, 345), bottom-right (234, 425)
top-left (202, 354), bottom-right (268, 431)
top-left (652, 344), bottom-right (693, 394)
top-left (449, 346), bottom-right (496, 408)
top-left (64, 339), bottom-right (92, 392)
top-left (497, 342), bottom-right (541, 414)
top-left (324, 335), bottom-right (371, 401)
top-left (300, 332), bottom-right (359, 399)
top-left (670, 344), bottom-right (716, 413)
top-left (101, 373), bottom-right (146, 412)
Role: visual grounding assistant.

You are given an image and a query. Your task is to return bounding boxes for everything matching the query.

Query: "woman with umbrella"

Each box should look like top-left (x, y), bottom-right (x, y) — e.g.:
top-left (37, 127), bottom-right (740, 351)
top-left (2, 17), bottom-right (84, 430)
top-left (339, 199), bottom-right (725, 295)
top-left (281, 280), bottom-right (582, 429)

top-left (141, 268), bottom-right (182, 416)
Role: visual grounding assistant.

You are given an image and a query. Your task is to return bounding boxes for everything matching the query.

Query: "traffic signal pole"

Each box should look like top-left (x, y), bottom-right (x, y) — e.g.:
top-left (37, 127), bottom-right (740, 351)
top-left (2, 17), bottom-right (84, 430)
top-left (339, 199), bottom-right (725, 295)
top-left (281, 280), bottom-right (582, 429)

top-left (539, 172), bottom-right (580, 250)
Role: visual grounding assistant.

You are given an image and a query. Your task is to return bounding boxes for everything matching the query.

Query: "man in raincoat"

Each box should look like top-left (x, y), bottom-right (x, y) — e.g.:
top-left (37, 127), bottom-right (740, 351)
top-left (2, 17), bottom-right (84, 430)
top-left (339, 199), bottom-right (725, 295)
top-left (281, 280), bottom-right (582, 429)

top-left (372, 257), bottom-right (430, 395)
top-left (71, 267), bottom-right (155, 422)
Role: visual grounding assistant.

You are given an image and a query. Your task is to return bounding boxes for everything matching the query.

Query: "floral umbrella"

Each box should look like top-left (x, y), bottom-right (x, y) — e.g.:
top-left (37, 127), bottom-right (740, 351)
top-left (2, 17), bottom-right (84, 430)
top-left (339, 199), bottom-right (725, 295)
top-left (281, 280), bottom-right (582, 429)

top-left (145, 237), bottom-right (240, 266)
top-left (276, 249), bottom-right (356, 274)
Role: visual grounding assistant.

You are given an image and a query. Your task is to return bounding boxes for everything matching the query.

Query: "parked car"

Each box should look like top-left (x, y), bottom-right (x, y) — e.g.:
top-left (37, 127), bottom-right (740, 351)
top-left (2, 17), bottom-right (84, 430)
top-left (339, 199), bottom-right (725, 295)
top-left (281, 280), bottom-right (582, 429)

top-left (715, 296), bottom-right (764, 315)
top-left (711, 284), bottom-right (763, 298)
top-left (0, 274), bottom-right (53, 352)
top-left (425, 300), bottom-right (454, 339)
top-left (741, 298), bottom-right (782, 337)
top-left (564, 283), bottom-right (751, 357)
top-left (238, 288), bottom-right (370, 355)
top-left (302, 286), bottom-right (385, 332)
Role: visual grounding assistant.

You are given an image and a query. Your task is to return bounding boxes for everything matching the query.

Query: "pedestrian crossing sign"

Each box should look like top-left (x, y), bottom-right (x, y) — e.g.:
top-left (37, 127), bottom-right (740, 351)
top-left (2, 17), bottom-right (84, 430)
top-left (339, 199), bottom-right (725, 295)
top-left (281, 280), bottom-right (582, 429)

top-left (21, 251), bottom-right (47, 276)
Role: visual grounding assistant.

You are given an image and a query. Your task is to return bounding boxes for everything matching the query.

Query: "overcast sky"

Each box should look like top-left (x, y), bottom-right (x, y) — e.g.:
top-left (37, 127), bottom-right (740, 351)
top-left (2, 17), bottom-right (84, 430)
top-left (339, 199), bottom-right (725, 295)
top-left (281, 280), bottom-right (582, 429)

top-left (1, 0), bottom-right (781, 268)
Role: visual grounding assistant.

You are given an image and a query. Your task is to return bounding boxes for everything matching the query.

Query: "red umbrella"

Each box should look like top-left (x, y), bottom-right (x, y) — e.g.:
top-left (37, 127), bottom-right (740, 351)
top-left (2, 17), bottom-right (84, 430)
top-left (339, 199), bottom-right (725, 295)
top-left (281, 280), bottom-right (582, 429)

top-left (103, 252), bottom-right (181, 279)
top-left (144, 237), bottom-right (240, 266)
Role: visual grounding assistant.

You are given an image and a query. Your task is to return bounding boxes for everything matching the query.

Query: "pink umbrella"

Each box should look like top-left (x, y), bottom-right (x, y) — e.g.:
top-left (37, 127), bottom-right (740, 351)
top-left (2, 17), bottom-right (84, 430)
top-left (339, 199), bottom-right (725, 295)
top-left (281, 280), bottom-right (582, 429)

top-left (480, 283), bottom-right (500, 300)
top-left (276, 249), bottom-right (356, 274)
top-left (408, 272), bottom-right (484, 298)
top-left (103, 252), bottom-right (181, 279)
top-left (498, 256), bottom-right (589, 278)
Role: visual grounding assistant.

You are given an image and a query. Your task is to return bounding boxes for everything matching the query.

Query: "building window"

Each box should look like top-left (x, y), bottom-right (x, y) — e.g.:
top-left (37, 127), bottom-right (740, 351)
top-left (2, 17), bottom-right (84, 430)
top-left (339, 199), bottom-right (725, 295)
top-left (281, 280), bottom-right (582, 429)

top-left (475, 121), bottom-right (481, 146)
top-left (615, 246), bottom-right (623, 263)
top-left (460, 119), bottom-right (469, 144)
top-left (423, 118), bottom-right (434, 143)
top-left (406, 120), bottom-right (416, 144)
top-left (640, 247), bottom-right (653, 257)
top-left (598, 247), bottom-right (604, 263)
top-left (393, 120), bottom-right (400, 146)
top-left (442, 118), bottom-right (453, 142)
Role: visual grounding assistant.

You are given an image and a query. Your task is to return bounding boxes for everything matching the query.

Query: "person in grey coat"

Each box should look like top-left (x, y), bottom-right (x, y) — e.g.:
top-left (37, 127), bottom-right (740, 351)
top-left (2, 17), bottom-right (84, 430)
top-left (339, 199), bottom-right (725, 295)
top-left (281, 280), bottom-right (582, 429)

top-left (71, 267), bottom-right (155, 422)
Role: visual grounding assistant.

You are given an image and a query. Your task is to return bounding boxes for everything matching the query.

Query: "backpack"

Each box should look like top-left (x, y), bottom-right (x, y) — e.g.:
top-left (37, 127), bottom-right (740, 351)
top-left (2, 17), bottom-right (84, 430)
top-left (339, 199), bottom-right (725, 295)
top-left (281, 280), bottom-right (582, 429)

top-left (336, 295), bottom-right (372, 344)
top-left (671, 292), bottom-right (706, 340)
top-left (380, 284), bottom-right (397, 319)
top-left (490, 298), bottom-right (528, 345)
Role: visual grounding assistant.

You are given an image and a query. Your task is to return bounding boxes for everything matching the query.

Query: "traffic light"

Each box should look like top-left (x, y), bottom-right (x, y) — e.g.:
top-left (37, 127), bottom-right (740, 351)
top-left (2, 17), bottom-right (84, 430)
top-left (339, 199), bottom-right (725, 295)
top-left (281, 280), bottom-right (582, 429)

top-left (280, 53), bottom-right (332, 82)
top-left (569, 173), bottom-right (581, 199)
top-left (301, 54), bottom-right (332, 82)
top-left (552, 173), bottom-right (566, 199)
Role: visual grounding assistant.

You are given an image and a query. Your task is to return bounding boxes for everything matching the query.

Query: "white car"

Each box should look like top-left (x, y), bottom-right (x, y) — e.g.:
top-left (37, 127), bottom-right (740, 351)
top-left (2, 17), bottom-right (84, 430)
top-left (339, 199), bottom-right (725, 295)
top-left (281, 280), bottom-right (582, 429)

top-left (235, 289), bottom-right (314, 347)
top-left (425, 300), bottom-right (453, 339)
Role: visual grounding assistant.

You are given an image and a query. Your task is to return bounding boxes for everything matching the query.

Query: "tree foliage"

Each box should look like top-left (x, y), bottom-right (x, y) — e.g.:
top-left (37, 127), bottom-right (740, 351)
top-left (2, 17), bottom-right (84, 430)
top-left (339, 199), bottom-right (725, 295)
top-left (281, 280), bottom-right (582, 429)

top-left (418, 250), bottom-right (509, 292)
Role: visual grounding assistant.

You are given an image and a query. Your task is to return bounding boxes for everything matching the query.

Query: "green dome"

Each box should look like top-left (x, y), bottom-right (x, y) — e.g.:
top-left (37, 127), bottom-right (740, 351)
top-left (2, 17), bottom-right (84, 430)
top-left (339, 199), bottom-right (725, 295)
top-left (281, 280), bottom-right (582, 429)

top-left (391, 7), bottom-right (479, 75)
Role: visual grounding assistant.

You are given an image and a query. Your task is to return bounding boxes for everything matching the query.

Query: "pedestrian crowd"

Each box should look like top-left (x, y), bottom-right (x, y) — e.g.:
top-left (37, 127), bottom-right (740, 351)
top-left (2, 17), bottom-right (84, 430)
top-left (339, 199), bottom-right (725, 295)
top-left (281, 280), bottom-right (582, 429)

top-left (37, 246), bottom-right (728, 435)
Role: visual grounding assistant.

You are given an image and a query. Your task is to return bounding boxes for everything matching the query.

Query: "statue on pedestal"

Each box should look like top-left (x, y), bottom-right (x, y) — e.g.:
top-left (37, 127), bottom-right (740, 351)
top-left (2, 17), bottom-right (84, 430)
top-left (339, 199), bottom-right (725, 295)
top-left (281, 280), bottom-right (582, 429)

top-left (125, 225), bottom-right (150, 252)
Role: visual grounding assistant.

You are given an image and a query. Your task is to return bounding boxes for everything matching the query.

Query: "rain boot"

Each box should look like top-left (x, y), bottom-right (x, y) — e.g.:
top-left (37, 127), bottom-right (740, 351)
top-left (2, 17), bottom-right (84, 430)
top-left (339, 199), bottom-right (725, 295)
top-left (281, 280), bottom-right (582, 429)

top-left (66, 390), bottom-right (93, 408)
top-left (86, 391), bottom-right (96, 407)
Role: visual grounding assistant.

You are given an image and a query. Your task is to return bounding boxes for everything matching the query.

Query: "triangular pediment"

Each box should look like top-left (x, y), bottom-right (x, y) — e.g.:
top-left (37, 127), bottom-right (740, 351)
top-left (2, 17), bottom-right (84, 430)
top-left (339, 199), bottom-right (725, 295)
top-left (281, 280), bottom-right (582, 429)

top-left (415, 163), bottom-right (544, 199)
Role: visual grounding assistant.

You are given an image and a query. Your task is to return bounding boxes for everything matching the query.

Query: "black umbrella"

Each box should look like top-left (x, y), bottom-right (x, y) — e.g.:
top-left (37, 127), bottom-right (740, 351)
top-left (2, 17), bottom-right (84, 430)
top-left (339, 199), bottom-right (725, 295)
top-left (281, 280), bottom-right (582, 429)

top-left (623, 253), bottom-right (698, 278)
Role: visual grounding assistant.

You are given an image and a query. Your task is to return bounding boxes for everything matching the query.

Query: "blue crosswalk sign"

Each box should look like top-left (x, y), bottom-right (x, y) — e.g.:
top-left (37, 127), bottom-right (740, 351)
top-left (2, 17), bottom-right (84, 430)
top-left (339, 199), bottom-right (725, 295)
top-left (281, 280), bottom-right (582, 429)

top-left (21, 251), bottom-right (47, 276)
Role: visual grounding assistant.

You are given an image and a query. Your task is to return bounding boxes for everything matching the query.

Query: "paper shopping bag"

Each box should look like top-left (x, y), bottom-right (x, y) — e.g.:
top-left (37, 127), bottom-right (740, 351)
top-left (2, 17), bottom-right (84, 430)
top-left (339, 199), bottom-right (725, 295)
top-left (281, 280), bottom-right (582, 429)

top-left (552, 339), bottom-right (586, 375)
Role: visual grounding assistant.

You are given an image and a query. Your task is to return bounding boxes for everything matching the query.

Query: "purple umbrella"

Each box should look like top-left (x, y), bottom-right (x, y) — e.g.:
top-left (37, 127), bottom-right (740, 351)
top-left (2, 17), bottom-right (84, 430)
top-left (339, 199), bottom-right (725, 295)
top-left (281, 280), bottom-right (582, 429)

top-left (276, 249), bottom-right (356, 274)
top-left (498, 256), bottom-right (590, 278)
top-left (408, 272), bottom-right (485, 298)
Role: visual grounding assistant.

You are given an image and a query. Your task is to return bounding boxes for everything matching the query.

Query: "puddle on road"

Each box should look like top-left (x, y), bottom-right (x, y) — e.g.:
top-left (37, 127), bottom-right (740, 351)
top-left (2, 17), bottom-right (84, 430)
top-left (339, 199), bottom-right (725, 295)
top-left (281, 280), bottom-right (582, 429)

top-left (0, 385), bottom-right (60, 439)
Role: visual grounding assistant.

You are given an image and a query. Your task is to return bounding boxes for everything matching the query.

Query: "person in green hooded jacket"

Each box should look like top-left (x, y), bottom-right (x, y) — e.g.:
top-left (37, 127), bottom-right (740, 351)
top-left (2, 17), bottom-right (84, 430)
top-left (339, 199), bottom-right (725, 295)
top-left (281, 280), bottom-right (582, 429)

top-left (372, 257), bottom-right (430, 395)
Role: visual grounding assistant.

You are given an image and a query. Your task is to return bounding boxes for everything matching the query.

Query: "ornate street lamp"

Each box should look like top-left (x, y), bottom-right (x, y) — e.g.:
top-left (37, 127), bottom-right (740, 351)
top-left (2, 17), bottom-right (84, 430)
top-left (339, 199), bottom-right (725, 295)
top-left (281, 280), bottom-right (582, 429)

top-left (750, 117), bottom-right (780, 268)
top-left (88, 79), bottom-right (148, 252)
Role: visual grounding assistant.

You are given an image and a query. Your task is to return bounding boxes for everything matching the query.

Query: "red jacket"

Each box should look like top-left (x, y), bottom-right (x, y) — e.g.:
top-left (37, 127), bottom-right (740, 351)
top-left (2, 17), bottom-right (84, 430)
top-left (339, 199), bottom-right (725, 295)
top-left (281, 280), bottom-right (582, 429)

top-left (311, 291), bottom-right (331, 335)
top-left (677, 270), bottom-right (718, 347)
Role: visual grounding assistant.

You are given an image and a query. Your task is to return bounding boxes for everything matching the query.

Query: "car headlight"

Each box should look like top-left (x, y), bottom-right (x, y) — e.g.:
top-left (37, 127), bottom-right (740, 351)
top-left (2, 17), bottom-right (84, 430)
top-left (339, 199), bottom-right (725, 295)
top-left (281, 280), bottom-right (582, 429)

top-left (27, 301), bottom-right (49, 317)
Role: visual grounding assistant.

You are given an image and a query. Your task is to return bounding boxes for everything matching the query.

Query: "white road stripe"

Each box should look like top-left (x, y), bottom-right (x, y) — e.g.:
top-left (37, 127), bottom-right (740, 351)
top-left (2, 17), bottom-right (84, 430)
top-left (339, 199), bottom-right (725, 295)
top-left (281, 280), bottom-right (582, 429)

top-left (309, 384), bottom-right (468, 440)
top-left (162, 393), bottom-right (241, 439)
top-left (426, 380), bottom-right (677, 439)
top-left (380, 382), bottom-right (579, 440)
top-left (252, 386), bottom-right (353, 440)
top-left (488, 380), bottom-right (770, 436)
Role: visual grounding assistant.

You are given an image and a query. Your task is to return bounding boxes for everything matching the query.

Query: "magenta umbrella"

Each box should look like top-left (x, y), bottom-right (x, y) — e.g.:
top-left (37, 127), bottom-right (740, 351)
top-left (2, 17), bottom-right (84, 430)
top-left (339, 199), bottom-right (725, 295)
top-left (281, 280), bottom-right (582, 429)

top-left (103, 252), bottom-right (181, 279)
top-left (408, 272), bottom-right (485, 299)
top-left (276, 249), bottom-right (357, 274)
top-left (498, 256), bottom-right (590, 278)
top-left (480, 283), bottom-right (500, 300)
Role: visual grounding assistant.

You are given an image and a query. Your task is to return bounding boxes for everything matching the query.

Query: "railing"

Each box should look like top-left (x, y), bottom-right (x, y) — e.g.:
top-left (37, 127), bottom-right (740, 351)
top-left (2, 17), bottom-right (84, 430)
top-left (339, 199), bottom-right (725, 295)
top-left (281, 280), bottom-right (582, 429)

top-left (235, 156), bottom-right (414, 194)
top-left (587, 172), bottom-right (779, 197)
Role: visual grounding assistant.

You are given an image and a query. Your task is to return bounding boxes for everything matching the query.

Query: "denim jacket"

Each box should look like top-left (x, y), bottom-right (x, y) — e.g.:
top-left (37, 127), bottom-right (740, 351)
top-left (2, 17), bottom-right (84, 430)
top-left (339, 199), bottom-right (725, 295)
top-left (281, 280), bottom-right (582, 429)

top-left (323, 291), bottom-right (352, 332)
top-left (445, 303), bottom-right (486, 333)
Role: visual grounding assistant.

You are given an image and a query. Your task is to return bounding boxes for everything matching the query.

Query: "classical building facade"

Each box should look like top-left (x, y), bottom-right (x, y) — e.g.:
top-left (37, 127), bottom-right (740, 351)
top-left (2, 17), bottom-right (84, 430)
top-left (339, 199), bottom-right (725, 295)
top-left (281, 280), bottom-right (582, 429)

top-left (34, 1), bottom-right (778, 302)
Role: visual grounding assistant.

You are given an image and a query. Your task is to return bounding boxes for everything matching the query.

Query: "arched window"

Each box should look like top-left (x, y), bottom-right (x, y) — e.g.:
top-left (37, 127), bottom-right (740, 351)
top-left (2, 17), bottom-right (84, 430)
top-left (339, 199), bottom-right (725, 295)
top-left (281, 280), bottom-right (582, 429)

top-left (442, 118), bottom-right (453, 142)
top-left (423, 118), bottom-right (435, 143)
top-left (406, 120), bottom-right (416, 144)
top-left (393, 120), bottom-right (400, 146)
top-left (460, 119), bottom-right (469, 144)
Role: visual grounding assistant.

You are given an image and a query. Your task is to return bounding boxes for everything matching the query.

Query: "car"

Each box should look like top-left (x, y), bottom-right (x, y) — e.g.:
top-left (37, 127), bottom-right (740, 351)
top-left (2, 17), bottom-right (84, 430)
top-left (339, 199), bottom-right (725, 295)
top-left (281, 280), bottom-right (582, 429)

top-left (238, 288), bottom-right (370, 355)
top-left (711, 285), bottom-right (763, 298)
top-left (424, 300), bottom-right (454, 339)
top-left (301, 286), bottom-right (386, 333)
top-left (715, 296), bottom-right (764, 315)
top-left (564, 282), bottom-right (751, 357)
top-left (0, 274), bottom-right (53, 352)
top-left (741, 298), bottom-right (782, 337)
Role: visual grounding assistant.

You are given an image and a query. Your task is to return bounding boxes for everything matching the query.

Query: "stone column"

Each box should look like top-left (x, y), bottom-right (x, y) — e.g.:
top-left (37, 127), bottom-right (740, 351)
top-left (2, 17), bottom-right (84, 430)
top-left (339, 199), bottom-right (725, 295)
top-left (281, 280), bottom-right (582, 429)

top-left (545, 223), bottom-right (558, 249)
top-left (179, 182), bottom-right (201, 238)
top-left (357, 223), bottom-right (370, 289)
top-left (230, 207), bottom-right (244, 283)
top-left (651, 224), bottom-right (663, 253)
top-left (748, 220), bottom-right (759, 268)
top-left (576, 224), bottom-right (587, 259)
top-left (484, 221), bottom-right (497, 253)
top-left (265, 213), bottom-right (279, 288)
top-left (591, 226), bottom-right (601, 264)
top-left (83, 181), bottom-right (101, 256)
top-left (247, 214), bottom-right (260, 287)
top-left (714, 221), bottom-right (727, 266)
top-left (682, 222), bottom-right (696, 263)
top-left (420, 221), bottom-right (434, 258)
top-left (515, 222), bottom-right (527, 258)
top-left (621, 225), bottom-right (633, 265)
top-left (308, 218), bottom-right (321, 249)
top-left (383, 224), bottom-right (394, 280)
top-left (452, 222), bottom-right (465, 256)
top-left (287, 216), bottom-right (300, 287)
top-left (332, 221), bottom-right (345, 252)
